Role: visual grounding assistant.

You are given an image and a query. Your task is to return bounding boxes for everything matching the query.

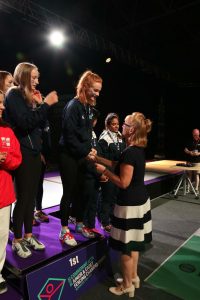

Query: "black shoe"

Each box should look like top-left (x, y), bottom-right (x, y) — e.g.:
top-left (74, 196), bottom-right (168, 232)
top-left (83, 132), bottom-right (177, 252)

top-left (0, 281), bottom-right (8, 294)
top-left (34, 211), bottom-right (49, 223)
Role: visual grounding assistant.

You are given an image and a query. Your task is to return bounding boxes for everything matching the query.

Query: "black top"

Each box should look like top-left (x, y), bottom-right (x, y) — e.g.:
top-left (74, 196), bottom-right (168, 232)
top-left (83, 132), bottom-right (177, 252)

top-left (116, 146), bottom-right (149, 206)
top-left (4, 88), bottom-right (49, 155)
top-left (85, 130), bottom-right (102, 179)
top-left (59, 98), bottom-right (93, 158)
top-left (185, 139), bottom-right (200, 163)
top-left (40, 120), bottom-right (51, 158)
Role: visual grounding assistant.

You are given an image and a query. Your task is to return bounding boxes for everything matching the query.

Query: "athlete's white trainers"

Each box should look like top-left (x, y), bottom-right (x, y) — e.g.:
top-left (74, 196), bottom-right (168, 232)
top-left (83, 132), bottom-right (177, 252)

top-left (24, 235), bottom-right (45, 250)
top-left (59, 229), bottom-right (77, 246)
top-left (12, 239), bottom-right (32, 258)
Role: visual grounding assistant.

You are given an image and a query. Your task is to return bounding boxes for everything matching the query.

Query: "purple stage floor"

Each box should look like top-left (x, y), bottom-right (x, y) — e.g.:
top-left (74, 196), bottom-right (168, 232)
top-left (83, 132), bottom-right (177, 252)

top-left (6, 166), bottom-right (181, 274)
top-left (6, 207), bottom-right (107, 274)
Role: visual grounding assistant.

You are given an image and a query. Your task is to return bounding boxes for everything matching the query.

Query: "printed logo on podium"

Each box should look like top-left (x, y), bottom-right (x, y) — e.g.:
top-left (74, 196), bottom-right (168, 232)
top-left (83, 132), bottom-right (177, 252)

top-left (38, 278), bottom-right (66, 300)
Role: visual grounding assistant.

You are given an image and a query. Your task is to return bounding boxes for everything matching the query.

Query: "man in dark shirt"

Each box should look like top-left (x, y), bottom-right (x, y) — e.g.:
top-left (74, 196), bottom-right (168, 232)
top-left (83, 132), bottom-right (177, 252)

top-left (184, 128), bottom-right (200, 193)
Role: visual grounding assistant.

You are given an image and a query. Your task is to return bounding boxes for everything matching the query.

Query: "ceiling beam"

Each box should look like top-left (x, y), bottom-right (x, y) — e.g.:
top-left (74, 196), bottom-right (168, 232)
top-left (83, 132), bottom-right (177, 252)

top-left (0, 0), bottom-right (170, 80)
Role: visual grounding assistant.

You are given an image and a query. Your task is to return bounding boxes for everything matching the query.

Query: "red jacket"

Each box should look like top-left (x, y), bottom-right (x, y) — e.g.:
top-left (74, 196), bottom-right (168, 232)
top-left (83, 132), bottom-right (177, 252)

top-left (0, 126), bottom-right (22, 208)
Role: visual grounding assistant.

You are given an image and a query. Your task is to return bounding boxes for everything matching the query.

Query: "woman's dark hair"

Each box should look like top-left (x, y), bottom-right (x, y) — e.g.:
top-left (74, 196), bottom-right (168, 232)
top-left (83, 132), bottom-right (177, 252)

top-left (105, 112), bottom-right (119, 129)
top-left (0, 91), bottom-right (9, 127)
top-left (0, 70), bottom-right (12, 93)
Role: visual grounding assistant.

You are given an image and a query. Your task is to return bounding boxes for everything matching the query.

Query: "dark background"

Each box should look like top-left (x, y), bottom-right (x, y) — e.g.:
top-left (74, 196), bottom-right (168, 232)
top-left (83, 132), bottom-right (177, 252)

top-left (1, 0), bottom-right (200, 162)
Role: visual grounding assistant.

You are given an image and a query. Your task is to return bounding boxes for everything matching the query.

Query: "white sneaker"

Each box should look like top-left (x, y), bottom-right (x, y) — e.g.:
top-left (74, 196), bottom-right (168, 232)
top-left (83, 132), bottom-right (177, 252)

top-left (12, 240), bottom-right (32, 258)
top-left (59, 229), bottom-right (77, 246)
top-left (24, 235), bottom-right (45, 250)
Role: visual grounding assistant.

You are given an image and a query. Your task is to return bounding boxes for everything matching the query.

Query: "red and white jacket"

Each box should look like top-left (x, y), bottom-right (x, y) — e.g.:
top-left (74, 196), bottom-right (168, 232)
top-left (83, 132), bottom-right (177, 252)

top-left (0, 126), bottom-right (22, 208)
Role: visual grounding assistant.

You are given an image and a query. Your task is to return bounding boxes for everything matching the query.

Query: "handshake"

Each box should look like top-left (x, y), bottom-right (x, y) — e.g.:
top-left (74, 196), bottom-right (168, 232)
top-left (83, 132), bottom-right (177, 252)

top-left (86, 149), bottom-right (109, 182)
top-left (87, 148), bottom-right (97, 161)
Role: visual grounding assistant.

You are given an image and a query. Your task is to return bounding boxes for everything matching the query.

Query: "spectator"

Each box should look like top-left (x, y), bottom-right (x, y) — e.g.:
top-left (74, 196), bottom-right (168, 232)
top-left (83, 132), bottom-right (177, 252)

top-left (98, 112), bottom-right (126, 232)
top-left (184, 128), bottom-right (200, 194)
top-left (0, 91), bottom-right (22, 294)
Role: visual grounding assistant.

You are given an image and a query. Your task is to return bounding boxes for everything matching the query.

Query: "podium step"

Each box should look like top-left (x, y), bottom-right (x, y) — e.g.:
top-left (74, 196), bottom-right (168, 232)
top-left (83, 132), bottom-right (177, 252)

top-left (5, 207), bottom-right (108, 299)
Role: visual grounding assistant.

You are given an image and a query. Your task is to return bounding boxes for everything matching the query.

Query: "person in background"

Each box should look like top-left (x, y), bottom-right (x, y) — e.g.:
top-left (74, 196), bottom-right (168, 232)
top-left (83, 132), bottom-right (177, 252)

top-left (0, 71), bottom-right (14, 230)
top-left (98, 112), bottom-right (126, 233)
top-left (93, 112), bottom-right (152, 297)
top-left (4, 62), bottom-right (58, 258)
top-left (184, 128), bottom-right (200, 194)
top-left (0, 71), bottom-right (13, 94)
top-left (83, 108), bottom-right (106, 233)
top-left (0, 91), bottom-right (22, 294)
top-left (59, 70), bottom-right (102, 246)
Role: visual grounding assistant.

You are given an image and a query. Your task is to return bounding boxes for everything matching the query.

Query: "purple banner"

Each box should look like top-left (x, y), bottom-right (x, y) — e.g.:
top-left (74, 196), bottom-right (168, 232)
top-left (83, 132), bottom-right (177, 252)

top-left (26, 239), bottom-right (107, 299)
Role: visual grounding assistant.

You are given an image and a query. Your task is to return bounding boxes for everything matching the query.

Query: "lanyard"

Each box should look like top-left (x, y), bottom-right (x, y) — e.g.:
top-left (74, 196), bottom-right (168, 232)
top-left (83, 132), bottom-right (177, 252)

top-left (107, 130), bottom-right (121, 151)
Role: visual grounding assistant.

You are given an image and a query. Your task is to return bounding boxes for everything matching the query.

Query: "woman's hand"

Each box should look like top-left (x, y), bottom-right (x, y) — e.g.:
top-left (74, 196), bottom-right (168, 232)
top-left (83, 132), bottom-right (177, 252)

top-left (44, 91), bottom-right (58, 106)
top-left (86, 148), bottom-right (97, 161)
top-left (90, 148), bottom-right (97, 156)
top-left (32, 90), bottom-right (43, 105)
top-left (95, 163), bottom-right (106, 174)
top-left (99, 174), bottom-right (109, 182)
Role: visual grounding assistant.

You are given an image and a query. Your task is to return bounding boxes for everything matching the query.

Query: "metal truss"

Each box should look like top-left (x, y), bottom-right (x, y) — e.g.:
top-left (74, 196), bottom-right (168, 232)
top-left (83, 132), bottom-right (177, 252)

top-left (0, 0), bottom-right (170, 80)
top-left (111, 0), bottom-right (200, 31)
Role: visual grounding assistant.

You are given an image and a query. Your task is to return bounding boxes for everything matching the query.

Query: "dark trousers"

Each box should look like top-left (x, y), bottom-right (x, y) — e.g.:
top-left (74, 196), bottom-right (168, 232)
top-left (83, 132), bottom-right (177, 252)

top-left (13, 152), bottom-right (41, 238)
top-left (35, 161), bottom-right (46, 211)
top-left (83, 176), bottom-right (100, 228)
top-left (99, 181), bottom-right (118, 226)
top-left (59, 151), bottom-right (88, 227)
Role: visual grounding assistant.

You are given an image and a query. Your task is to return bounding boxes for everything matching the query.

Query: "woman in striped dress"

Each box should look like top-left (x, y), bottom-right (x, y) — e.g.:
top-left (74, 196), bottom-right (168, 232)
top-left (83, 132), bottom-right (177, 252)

top-left (95, 112), bottom-right (152, 297)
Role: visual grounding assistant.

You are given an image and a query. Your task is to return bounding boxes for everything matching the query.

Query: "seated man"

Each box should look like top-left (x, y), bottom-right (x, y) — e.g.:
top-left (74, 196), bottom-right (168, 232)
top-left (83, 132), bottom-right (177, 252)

top-left (184, 128), bottom-right (200, 194)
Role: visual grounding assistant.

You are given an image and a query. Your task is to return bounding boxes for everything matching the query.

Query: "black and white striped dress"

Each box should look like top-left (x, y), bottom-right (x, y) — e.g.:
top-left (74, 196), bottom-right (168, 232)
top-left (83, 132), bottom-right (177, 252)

top-left (109, 146), bottom-right (152, 254)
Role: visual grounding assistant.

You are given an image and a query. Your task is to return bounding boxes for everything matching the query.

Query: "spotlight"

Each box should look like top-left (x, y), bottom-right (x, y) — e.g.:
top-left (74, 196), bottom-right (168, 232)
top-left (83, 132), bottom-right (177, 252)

top-left (48, 30), bottom-right (65, 48)
top-left (105, 57), bottom-right (112, 63)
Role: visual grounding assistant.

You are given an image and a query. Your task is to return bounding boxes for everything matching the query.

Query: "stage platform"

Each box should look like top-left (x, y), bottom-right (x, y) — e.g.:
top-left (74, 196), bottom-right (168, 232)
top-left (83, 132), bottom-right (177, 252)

top-left (5, 207), bottom-right (108, 299)
top-left (3, 160), bottom-right (184, 299)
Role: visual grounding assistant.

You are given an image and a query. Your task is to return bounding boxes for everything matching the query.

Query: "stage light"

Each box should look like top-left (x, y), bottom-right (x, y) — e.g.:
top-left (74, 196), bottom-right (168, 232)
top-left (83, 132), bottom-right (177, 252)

top-left (105, 57), bottom-right (112, 63)
top-left (48, 30), bottom-right (65, 48)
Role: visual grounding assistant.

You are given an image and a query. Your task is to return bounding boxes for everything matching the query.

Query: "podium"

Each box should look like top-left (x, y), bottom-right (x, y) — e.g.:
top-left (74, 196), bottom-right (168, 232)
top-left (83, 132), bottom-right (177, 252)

top-left (5, 206), bottom-right (109, 299)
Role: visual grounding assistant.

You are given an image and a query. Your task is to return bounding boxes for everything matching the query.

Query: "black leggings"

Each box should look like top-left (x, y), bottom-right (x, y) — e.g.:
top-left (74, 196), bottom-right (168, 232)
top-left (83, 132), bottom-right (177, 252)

top-left (35, 161), bottom-right (46, 211)
top-left (59, 151), bottom-right (87, 227)
top-left (13, 152), bottom-right (41, 238)
top-left (83, 176), bottom-right (99, 228)
top-left (99, 181), bottom-right (118, 226)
